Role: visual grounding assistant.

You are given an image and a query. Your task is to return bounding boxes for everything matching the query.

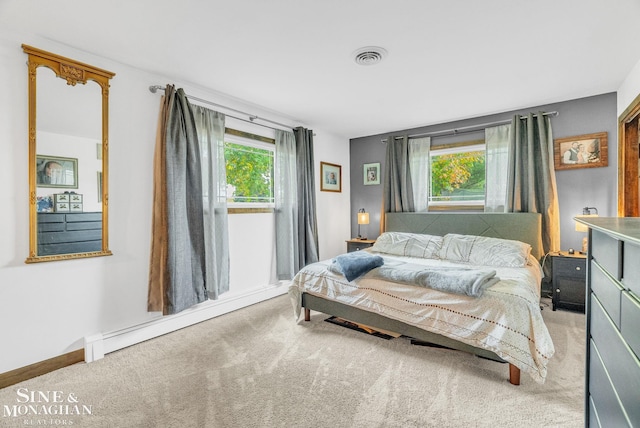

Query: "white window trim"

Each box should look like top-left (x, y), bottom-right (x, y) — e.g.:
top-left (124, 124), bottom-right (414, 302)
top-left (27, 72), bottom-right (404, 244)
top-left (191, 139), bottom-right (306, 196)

top-left (428, 142), bottom-right (486, 208)
top-left (224, 130), bottom-right (275, 210)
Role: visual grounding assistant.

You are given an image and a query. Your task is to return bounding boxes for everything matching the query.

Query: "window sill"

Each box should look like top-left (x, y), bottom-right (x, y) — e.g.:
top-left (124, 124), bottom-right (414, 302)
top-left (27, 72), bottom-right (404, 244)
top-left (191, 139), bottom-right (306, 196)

top-left (228, 207), bottom-right (274, 214)
top-left (427, 205), bottom-right (484, 212)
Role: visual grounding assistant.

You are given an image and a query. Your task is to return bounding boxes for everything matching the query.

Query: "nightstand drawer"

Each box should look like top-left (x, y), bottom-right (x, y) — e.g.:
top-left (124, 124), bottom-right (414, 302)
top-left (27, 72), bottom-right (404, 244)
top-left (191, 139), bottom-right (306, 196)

top-left (553, 256), bottom-right (585, 275)
top-left (347, 242), bottom-right (369, 252)
top-left (553, 277), bottom-right (585, 312)
top-left (346, 239), bottom-right (375, 253)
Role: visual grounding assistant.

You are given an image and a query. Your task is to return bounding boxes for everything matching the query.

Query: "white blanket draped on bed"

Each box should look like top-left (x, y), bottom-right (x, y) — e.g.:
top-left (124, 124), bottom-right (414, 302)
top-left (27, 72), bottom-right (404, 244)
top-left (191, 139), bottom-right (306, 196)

top-left (289, 253), bottom-right (554, 384)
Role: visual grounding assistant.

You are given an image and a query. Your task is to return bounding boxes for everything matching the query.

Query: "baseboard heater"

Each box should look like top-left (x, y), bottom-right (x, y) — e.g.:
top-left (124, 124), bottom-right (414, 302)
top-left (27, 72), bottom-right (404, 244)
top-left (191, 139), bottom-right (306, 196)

top-left (84, 283), bottom-right (288, 363)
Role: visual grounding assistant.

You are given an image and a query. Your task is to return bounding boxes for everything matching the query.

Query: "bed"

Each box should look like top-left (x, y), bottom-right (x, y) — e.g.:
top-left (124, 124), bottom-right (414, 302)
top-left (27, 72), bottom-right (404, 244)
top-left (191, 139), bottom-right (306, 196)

top-left (289, 212), bottom-right (555, 385)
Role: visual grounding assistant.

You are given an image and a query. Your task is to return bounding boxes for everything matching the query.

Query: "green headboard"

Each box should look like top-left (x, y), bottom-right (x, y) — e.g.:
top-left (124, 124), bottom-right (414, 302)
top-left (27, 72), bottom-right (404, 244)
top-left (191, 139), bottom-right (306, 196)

top-left (384, 212), bottom-right (543, 260)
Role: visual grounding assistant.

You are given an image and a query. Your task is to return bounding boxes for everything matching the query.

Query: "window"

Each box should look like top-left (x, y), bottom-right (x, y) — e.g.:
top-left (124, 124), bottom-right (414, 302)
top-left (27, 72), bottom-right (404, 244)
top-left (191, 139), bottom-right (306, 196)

top-left (224, 131), bottom-right (275, 208)
top-left (429, 141), bottom-right (485, 208)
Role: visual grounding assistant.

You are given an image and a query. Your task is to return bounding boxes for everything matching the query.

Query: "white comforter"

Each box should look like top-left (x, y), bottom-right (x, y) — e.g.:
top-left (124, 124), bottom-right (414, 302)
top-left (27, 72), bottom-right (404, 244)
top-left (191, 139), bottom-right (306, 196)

top-left (289, 253), bottom-right (555, 384)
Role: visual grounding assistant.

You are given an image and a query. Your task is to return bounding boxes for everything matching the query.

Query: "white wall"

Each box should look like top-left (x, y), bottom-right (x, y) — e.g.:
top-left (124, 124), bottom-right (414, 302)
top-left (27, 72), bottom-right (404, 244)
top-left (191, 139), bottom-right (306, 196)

top-left (315, 134), bottom-right (351, 260)
top-left (0, 30), bottom-right (350, 373)
top-left (618, 57), bottom-right (640, 115)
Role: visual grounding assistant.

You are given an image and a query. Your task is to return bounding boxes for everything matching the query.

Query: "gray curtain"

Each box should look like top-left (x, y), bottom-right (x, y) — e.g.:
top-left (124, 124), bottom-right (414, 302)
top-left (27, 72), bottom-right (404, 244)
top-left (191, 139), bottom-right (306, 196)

top-left (275, 130), bottom-right (299, 279)
top-left (508, 112), bottom-right (560, 254)
top-left (192, 105), bottom-right (230, 299)
top-left (381, 135), bottom-right (415, 232)
top-left (294, 127), bottom-right (319, 269)
top-left (148, 86), bottom-right (207, 315)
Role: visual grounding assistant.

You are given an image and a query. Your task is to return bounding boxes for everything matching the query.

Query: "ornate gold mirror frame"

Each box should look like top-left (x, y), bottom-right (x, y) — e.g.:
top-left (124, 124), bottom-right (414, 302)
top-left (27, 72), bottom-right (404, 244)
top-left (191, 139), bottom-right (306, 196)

top-left (23, 45), bottom-right (115, 263)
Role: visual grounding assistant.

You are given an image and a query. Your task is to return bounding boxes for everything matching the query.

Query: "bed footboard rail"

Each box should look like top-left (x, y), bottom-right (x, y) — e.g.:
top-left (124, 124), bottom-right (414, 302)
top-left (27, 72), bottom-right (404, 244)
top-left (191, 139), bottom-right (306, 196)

top-left (302, 296), bottom-right (521, 385)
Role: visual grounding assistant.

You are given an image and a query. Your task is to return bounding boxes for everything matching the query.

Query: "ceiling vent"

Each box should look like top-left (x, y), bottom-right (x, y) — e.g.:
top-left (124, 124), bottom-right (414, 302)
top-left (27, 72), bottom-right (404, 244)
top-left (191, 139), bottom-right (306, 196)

top-left (353, 46), bottom-right (387, 66)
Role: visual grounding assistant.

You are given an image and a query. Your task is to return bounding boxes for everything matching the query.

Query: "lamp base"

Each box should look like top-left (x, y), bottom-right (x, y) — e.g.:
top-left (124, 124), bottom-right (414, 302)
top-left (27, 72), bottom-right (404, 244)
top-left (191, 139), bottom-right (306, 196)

top-left (358, 236), bottom-right (368, 241)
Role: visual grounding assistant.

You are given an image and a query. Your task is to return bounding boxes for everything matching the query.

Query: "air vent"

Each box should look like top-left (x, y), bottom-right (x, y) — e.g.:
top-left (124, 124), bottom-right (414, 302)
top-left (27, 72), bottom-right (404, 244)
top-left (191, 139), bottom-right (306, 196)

top-left (353, 46), bottom-right (388, 66)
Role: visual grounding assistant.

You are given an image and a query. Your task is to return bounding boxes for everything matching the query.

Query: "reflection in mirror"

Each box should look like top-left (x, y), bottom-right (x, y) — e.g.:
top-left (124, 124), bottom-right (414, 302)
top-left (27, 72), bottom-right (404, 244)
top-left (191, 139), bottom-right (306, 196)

top-left (23, 45), bottom-right (115, 263)
top-left (36, 67), bottom-right (101, 206)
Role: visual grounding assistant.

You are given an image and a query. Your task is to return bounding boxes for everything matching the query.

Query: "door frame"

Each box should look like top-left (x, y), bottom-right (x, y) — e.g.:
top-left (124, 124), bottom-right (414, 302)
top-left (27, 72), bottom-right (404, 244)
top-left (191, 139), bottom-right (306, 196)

top-left (618, 93), bottom-right (640, 217)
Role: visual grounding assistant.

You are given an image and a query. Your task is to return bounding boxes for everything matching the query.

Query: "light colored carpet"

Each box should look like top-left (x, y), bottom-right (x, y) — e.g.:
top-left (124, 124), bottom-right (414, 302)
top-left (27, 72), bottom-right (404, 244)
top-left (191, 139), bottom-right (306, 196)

top-left (0, 296), bottom-right (584, 428)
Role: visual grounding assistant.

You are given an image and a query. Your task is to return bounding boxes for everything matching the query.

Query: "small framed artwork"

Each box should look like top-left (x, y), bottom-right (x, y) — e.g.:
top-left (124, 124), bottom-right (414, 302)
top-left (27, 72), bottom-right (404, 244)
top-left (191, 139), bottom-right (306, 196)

top-left (36, 155), bottom-right (78, 188)
top-left (363, 162), bottom-right (380, 185)
top-left (553, 132), bottom-right (608, 170)
top-left (320, 161), bottom-right (341, 192)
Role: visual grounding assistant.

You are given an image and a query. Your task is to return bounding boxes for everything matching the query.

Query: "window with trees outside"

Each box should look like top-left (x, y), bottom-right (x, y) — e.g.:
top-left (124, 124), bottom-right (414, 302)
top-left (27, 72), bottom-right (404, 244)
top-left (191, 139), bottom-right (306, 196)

top-left (429, 141), bottom-right (486, 209)
top-left (224, 130), bottom-right (275, 210)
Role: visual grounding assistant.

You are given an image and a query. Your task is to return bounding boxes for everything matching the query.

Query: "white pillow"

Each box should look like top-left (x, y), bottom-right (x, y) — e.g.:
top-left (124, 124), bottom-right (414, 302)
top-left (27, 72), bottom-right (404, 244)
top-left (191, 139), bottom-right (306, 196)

top-left (371, 232), bottom-right (443, 259)
top-left (440, 234), bottom-right (531, 268)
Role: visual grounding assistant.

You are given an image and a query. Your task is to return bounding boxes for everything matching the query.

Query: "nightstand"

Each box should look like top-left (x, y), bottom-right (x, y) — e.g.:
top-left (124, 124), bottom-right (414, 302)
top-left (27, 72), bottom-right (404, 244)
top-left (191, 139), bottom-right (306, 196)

top-left (551, 251), bottom-right (586, 312)
top-left (346, 239), bottom-right (375, 253)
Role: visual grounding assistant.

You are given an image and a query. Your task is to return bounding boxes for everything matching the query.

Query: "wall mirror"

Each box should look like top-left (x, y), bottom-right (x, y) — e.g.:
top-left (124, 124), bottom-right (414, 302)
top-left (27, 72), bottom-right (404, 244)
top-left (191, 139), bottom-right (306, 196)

top-left (23, 45), bottom-right (115, 263)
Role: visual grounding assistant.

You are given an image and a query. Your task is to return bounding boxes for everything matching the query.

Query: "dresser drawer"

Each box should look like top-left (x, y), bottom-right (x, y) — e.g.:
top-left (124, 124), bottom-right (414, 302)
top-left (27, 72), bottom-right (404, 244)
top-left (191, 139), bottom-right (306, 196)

top-left (590, 296), bottom-right (640, 426)
top-left (588, 395), bottom-right (602, 428)
top-left (591, 262), bottom-right (623, 328)
top-left (621, 291), bottom-right (640, 360)
top-left (589, 341), bottom-right (629, 427)
top-left (589, 341), bottom-right (629, 428)
top-left (623, 241), bottom-right (640, 296)
top-left (592, 229), bottom-right (622, 280)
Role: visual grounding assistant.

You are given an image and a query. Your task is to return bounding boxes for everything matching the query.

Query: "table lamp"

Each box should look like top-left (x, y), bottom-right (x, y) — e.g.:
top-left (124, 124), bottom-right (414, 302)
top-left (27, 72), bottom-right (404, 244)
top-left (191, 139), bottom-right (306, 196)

top-left (575, 206), bottom-right (598, 253)
top-left (357, 208), bottom-right (369, 240)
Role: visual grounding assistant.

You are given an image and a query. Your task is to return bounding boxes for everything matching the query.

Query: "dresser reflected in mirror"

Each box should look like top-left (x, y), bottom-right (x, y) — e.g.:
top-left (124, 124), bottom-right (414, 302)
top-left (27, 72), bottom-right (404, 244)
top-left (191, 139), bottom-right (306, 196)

top-left (23, 45), bottom-right (115, 263)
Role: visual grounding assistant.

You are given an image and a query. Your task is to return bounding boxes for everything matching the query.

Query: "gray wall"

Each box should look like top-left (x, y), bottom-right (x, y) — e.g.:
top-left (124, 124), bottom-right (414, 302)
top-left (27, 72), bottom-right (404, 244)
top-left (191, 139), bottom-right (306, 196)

top-left (350, 92), bottom-right (618, 253)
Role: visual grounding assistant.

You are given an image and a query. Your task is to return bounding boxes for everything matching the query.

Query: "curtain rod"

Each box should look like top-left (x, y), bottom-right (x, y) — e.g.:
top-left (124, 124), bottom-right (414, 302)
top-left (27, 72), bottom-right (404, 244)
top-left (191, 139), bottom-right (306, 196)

top-left (148, 85), bottom-right (296, 131)
top-left (381, 111), bottom-right (559, 143)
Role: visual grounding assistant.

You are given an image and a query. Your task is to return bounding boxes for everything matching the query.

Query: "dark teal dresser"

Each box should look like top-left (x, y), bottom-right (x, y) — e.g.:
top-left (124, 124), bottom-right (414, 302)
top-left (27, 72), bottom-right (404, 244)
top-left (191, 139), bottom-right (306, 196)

top-left (577, 217), bottom-right (640, 427)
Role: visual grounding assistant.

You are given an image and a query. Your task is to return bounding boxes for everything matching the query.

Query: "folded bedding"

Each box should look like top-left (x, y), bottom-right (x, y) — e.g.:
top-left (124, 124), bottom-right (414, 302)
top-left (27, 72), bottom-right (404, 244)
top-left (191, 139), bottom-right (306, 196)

top-left (370, 262), bottom-right (499, 297)
top-left (332, 251), bottom-right (384, 281)
top-left (328, 256), bottom-right (498, 297)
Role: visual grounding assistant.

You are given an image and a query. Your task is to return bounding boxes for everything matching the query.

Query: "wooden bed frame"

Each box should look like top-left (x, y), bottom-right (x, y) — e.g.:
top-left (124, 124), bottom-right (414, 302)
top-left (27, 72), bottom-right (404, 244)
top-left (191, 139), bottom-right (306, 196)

top-left (302, 212), bottom-right (543, 386)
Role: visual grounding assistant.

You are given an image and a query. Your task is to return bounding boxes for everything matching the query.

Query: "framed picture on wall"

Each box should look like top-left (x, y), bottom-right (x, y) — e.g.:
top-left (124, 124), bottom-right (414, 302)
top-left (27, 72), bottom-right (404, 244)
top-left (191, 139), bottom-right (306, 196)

top-left (36, 155), bottom-right (78, 188)
top-left (553, 132), bottom-right (608, 170)
top-left (320, 161), bottom-right (341, 192)
top-left (363, 162), bottom-right (380, 185)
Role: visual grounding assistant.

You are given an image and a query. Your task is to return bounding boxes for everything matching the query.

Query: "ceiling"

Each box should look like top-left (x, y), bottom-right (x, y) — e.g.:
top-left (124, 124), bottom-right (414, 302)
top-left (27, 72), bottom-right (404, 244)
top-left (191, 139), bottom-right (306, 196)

top-left (2, 0), bottom-right (640, 139)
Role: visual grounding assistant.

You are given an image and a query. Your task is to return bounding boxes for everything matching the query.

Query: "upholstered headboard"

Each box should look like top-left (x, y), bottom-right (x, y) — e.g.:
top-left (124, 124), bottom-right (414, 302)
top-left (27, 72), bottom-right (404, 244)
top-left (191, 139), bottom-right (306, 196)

top-left (384, 212), bottom-right (543, 260)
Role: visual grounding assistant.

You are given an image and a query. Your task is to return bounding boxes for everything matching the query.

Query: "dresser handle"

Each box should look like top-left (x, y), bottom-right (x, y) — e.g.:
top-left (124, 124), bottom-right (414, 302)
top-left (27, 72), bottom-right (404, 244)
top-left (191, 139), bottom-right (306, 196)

top-left (576, 267), bottom-right (581, 271)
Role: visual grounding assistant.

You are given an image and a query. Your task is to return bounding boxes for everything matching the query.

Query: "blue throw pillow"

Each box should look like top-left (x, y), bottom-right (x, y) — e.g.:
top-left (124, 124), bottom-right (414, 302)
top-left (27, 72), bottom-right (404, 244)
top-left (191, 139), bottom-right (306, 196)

top-left (334, 251), bottom-right (384, 281)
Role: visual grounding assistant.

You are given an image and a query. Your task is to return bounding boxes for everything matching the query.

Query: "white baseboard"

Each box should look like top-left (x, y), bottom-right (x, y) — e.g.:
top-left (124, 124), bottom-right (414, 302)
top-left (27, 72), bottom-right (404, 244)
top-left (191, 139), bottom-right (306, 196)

top-left (84, 283), bottom-right (288, 363)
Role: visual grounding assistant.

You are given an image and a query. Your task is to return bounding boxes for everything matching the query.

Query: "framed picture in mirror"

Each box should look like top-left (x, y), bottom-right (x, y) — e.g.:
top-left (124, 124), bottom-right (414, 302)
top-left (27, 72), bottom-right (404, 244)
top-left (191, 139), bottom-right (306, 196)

top-left (36, 155), bottom-right (78, 188)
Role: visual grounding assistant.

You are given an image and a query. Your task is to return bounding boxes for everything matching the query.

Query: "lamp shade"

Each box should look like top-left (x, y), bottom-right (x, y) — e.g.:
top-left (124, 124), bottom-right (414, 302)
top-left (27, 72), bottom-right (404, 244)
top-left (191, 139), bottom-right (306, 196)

top-left (358, 212), bottom-right (369, 225)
